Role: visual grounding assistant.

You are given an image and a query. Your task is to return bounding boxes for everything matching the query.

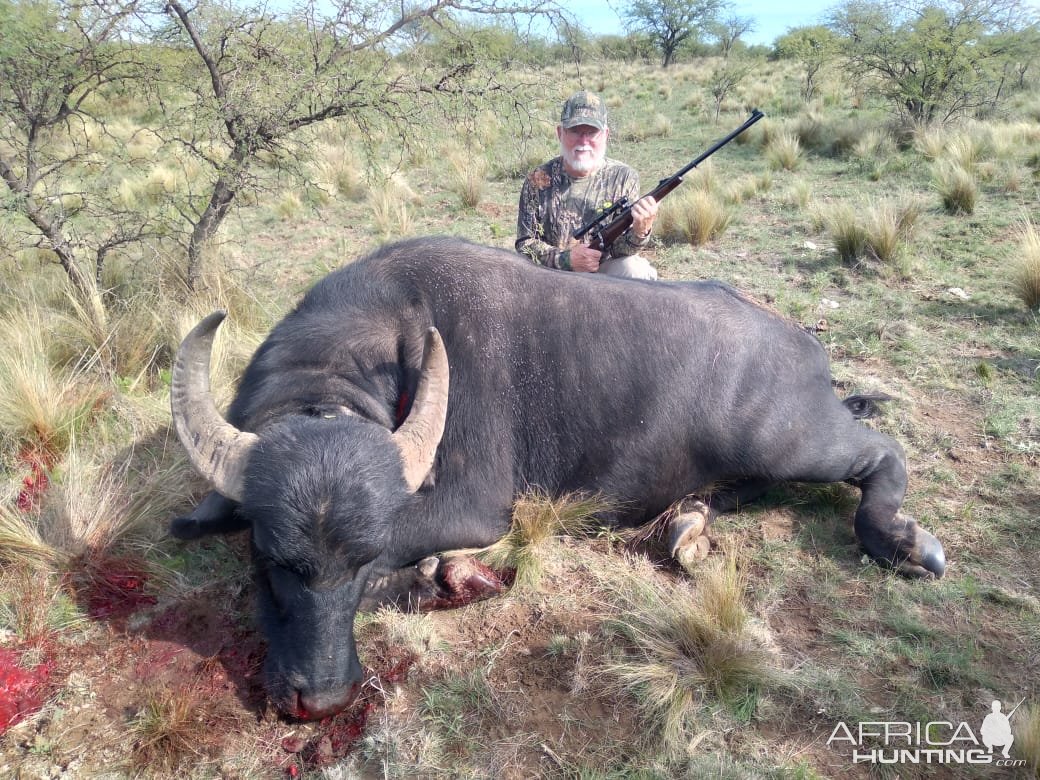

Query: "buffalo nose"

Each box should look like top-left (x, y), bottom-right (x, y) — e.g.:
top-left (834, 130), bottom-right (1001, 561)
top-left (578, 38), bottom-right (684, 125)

top-left (295, 683), bottom-right (360, 721)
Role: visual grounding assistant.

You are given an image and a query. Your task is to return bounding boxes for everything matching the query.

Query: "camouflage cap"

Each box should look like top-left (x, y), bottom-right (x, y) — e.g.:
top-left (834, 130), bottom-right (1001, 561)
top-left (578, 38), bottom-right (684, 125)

top-left (560, 91), bottom-right (607, 131)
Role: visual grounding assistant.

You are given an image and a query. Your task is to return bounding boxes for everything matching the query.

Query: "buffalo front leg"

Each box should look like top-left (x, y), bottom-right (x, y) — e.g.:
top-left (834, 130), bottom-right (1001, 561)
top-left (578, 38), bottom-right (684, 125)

top-left (667, 481), bottom-right (775, 570)
top-left (668, 499), bottom-right (713, 569)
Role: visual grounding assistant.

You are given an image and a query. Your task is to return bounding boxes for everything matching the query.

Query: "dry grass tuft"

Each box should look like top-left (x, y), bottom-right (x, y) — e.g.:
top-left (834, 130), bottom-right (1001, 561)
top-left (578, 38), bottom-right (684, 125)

top-left (620, 113), bottom-right (672, 142)
top-left (822, 203), bottom-right (868, 264)
top-left (129, 682), bottom-right (233, 772)
top-left (1013, 704), bottom-right (1040, 777)
top-left (480, 490), bottom-right (608, 590)
top-left (912, 123), bottom-right (949, 161)
top-left (3, 448), bottom-right (196, 574)
top-left (0, 306), bottom-right (103, 459)
top-left (765, 130), bottom-right (802, 171)
top-left (1011, 219), bottom-right (1040, 310)
top-left (0, 491), bottom-right (64, 570)
top-left (782, 178), bottom-right (813, 210)
top-left (657, 188), bottom-right (731, 247)
top-left (370, 187), bottom-right (414, 239)
top-left (275, 190), bottom-right (304, 220)
top-left (50, 450), bottom-right (191, 555)
top-left (934, 160), bottom-right (978, 215)
top-left (822, 198), bottom-right (921, 265)
top-left (598, 554), bottom-right (781, 753)
top-left (862, 198), bottom-right (923, 262)
top-left (945, 130), bottom-right (989, 172)
top-left (447, 151), bottom-right (489, 208)
top-left (0, 566), bottom-right (83, 645)
top-left (312, 143), bottom-right (368, 201)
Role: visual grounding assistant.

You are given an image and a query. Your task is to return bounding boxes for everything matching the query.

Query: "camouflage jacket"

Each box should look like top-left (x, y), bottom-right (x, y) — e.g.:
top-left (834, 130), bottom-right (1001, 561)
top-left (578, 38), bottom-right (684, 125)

top-left (515, 156), bottom-right (650, 270)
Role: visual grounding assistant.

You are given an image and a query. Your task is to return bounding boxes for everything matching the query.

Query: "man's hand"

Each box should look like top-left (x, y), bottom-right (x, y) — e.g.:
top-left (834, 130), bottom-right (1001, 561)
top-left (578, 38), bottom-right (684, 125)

top-left (630, 195), bottom-right (658, 239)
top-left (570, 244), bottom-right (602, 272)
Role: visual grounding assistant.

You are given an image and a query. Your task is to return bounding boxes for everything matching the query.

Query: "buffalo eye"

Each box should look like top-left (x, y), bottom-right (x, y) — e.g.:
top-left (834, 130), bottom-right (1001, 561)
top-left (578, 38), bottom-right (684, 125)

top-left (258, 560), bottom-right (304, 618)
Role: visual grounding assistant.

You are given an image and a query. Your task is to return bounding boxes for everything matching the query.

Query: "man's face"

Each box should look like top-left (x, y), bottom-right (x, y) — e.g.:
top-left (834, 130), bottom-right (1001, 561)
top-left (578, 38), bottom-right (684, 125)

top-left (557, 123), bottom-right (608, 177)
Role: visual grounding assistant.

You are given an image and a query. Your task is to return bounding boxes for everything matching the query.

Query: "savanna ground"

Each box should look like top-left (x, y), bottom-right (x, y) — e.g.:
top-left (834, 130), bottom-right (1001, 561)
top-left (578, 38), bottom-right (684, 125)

top-left (2, 55), bottom-right (1039, 779)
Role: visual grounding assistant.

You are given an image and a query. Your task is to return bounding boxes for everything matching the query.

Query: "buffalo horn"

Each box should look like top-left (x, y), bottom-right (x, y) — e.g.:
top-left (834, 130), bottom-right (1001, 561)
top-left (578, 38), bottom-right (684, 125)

top-left (170, 310), bottom-right (258, 503)
top-left (392, 328), bottom-right (449, 493)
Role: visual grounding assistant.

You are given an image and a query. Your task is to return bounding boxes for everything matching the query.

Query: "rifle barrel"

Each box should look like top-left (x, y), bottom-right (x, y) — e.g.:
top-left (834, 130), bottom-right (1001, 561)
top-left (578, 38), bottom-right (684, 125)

top-left (672, 108), bottom-right (765, 181)
top-left (583, 109), bottom-right (765, 252)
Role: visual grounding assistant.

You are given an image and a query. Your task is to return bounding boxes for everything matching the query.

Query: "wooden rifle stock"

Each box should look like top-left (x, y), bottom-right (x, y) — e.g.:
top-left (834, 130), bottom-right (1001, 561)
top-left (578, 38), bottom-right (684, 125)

top-left (576, 109), bottom-right (765, 252)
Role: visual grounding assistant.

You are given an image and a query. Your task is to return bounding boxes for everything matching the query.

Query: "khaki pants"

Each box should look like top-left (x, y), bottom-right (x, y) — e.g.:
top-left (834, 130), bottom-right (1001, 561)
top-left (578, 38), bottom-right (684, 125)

top-left (598, 254), bottom-right (658, 280)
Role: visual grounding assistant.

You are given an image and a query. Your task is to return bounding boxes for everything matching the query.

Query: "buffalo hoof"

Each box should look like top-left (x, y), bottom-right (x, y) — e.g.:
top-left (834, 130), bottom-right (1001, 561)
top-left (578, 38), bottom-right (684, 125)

top-left (894, 523), bottom-right (946, 579)
top-left (868, 515), bottom-right (947, 579)
top-left (668, 500), bottom-right (712, 571)
top-left (675, 534), bottom-right (712, 572)
top-left (408, 555), bottom-right (508, 610)
top-left (169, 515), bottom-right (204, 539)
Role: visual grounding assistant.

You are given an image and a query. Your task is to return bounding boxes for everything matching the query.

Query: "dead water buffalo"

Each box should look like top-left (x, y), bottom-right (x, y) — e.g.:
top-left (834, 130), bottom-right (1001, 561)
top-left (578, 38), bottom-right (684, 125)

top-left (170, 236), bottom-right (945, 719)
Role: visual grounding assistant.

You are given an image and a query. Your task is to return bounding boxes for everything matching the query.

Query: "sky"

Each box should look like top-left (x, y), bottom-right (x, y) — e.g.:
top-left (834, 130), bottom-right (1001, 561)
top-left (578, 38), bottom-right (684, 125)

top-left (562, 0), bottom-right (1040, 46)
top-left (556, 1), bottom-right (862, 47)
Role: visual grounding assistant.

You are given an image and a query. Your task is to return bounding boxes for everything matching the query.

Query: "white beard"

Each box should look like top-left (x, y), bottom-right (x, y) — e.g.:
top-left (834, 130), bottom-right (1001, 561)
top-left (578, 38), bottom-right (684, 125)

top-left (562, 144), bottom-right (604, 176)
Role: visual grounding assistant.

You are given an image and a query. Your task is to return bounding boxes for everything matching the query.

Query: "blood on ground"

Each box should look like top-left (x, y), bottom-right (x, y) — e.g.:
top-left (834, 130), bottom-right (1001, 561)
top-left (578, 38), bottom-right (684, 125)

top-left (0, 647), bottom-right (54, 735)
top-left (281, 649), bottom-right (417, 771)
top-left (66, 554), bottom-right (158, 624)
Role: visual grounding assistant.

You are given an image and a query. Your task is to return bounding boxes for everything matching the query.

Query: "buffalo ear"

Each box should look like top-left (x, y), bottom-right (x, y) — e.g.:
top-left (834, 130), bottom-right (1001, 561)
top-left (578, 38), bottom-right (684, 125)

top-left (169, 490), bottom-right (250, 539)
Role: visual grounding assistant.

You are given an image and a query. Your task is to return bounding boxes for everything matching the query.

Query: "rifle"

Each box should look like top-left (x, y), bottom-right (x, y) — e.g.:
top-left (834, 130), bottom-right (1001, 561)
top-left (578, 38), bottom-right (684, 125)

top-left (572, 108), bottom-right (765, 253)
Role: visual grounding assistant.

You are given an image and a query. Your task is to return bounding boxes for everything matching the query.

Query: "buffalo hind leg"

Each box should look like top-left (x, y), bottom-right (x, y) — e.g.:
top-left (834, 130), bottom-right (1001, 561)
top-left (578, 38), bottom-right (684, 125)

top-left (789, 422), bottom-right (946, 579)
top-left (849, 440), bottom-right (945, 578)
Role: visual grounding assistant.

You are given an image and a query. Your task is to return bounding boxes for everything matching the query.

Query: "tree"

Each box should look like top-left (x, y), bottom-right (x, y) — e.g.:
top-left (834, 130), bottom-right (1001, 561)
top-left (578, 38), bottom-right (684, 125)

top-left (828, 0), bottom-right (1040, 123)
top-left (0, 0), bottom-right (157, 304)
top-left (774, 25), bottom-right (840, 102)
top-left (708, 13), bottom-right (755, 58)
top-left (623, 0), bottom-right (729, 67)
top-left (707, 56), bottom-right (755, 121)
top-left (156, 0), bottom-right (565, 290)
